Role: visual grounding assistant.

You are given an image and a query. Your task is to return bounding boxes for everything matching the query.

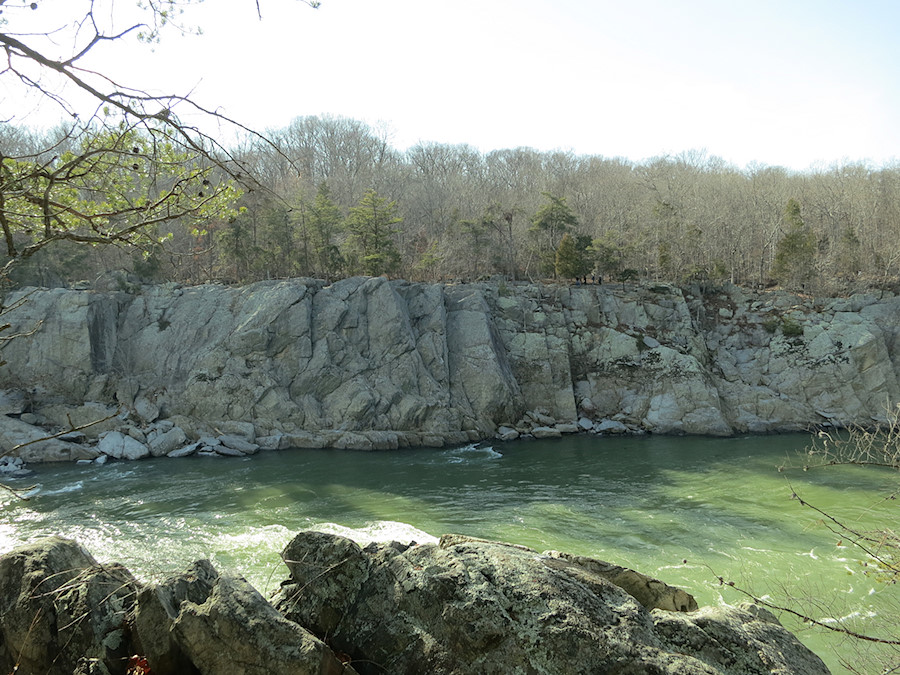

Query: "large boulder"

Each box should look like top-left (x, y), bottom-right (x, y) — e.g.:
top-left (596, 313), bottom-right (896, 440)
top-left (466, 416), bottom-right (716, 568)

top-left (97, 430), bottom-right (150, 460)
top-left (0, 533), bottom-right (831, 675)
top-left (654, 602), bottom-right (833, 675)
top-left (133, 558), bottom-right (353, 675)
top-left (273, 531), bottom-right (829, 675)
top-left (0, 537), bottom-right (139, 675)
top-left (0, 415), bottom-right (99, 462)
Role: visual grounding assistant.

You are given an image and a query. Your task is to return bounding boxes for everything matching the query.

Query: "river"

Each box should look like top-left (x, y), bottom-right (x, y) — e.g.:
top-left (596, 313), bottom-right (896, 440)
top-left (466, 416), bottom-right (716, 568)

top-left (1, 433), bottom-right (895, 672)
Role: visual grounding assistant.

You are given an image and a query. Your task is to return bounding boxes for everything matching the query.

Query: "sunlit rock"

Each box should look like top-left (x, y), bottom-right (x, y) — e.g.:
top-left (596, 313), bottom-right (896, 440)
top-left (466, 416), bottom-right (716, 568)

top-left (272, 531), bottom-right (830, 675)
top-left (0, 279), bottom-right (897, 460)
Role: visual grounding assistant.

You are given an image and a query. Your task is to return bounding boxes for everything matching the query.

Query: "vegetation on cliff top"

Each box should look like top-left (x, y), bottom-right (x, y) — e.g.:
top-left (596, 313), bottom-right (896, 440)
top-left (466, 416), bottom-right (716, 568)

top-left (7, 118), bottom-right (900, 298)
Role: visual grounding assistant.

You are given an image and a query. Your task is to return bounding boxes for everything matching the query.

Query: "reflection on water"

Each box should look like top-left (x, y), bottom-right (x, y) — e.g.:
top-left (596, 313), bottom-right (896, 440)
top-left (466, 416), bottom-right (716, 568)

top-left (1, 433), bottom-right (895, 671)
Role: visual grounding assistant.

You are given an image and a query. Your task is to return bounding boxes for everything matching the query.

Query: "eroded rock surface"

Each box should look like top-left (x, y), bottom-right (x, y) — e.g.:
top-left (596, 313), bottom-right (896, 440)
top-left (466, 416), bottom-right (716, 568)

top-left (1, 278), bottom-right (898, 459)
top-left (272, 531), bottom-right (830, 675)
top-left (0, 537), bottom-right (138, 675)
top-left (0, 533), bottom-right (830, 675)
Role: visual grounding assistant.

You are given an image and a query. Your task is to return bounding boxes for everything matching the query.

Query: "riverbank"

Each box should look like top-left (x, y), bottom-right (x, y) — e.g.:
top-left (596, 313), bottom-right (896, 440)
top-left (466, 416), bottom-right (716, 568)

top-left (0, 531), bottom-right (830, 674)
top-left (4, 434), bottom-right (892, 672)
top-left (0, 277), bottom-right (898, 464)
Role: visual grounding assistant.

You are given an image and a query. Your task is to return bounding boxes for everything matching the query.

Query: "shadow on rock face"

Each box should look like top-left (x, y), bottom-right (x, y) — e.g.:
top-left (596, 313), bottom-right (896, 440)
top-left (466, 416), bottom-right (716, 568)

top-left (272, 531), bottom-right (831, 675)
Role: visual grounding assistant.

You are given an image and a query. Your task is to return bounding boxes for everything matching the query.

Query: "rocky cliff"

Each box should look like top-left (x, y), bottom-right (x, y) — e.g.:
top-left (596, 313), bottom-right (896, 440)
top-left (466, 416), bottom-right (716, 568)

top-left (1, 277), bottom-right (898, 459)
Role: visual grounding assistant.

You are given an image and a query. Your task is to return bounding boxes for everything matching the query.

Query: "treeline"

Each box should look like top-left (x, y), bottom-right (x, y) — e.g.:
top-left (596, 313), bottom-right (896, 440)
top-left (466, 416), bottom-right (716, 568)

top-left (7, 115), bottom-right (900, 294)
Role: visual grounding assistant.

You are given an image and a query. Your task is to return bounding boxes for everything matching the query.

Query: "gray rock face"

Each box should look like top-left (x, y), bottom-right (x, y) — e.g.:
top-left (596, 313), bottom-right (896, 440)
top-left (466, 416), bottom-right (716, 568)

top-left (134, 559), bottom-right (352, 675)
top-left (98, 430), bottom-right (150, 460)
top-left (1, 279), bottom-right (898, 457)
top-left (0, 534), bottom-right (828, 675)
top-left (273, 532), bottom-right (829, 675)
top-left (0, 537), bottom-right (139, 675)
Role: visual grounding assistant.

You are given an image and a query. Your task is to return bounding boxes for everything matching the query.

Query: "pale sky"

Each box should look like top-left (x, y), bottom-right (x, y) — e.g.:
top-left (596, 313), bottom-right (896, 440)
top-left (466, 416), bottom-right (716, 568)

top-left (11, 0), bottom-right (900, 170)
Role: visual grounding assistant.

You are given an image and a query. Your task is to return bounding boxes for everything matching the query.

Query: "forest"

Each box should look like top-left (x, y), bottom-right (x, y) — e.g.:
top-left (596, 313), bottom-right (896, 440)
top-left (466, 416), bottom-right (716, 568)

top-left (3, 114), bottom-right (899, 296)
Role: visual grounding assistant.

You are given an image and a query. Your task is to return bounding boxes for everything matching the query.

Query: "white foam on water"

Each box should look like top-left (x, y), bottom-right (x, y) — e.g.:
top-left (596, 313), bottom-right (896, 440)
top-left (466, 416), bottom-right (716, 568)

top-left (445, 443), bottom-right (502, 462)
top-left (819, 609), bottom-right (877, 624)
top-left (313, 521), bottom-right (439, 546)
top-left (35, 481), bottom-right (84, 496)
top-left (214, 524), bottom-right (296, 549)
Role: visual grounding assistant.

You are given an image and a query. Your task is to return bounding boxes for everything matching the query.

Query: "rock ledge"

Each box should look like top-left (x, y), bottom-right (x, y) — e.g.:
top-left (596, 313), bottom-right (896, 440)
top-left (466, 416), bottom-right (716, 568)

top-left (0, 533), bottom-right (830, 674)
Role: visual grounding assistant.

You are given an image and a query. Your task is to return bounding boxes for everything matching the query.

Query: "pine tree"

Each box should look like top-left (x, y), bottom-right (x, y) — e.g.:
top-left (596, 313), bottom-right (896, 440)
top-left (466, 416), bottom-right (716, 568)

top-left (555, 233), bottom-right (593, 280)
top-left (772, 198), bottom-right (817, 288)
top-left (343, 189), bottom-right (402, 277)
top-left (531, 193), bottom-right (578, 276)
top-left (308, 182), bottom-right (344, 278)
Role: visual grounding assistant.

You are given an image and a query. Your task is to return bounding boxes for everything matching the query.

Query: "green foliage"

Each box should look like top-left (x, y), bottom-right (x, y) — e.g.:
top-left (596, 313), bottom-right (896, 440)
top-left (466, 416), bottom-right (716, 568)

top-left (449, 209), bottom-right (493, 280)
top-left (413, 241), bottom-right (442, 279)
top-left (531, 193), bottom-right (578, 237)
top-left (343, 189), bottom-right (402, 277)
top-left (132, 247), bottom-right (166, 282)
top-left (215, 216), bottom-right (258, 282)
top-left (590, 233), bottom-right (634, 282)
top-left (299, 182), bottom-right (344, 279)
top-left (531, 193), bottom-right (578, 276)
top-left (772, 198), bottom-right (817, 289)
top-left (554, 232), bottom-right (593, 280)
top-left (762, 317), bottom-right (780, 334)
top-left (780, 315), bottom-right (804, 337)
top-left (0, 123), bottom-right (240, 280)
top-left (617, 268), bottom-right (640, 290)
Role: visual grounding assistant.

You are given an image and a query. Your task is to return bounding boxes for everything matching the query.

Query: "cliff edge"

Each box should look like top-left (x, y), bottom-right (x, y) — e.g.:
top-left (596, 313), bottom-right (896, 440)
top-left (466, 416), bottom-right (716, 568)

top-left (1, 277), bottom-right (897, 458)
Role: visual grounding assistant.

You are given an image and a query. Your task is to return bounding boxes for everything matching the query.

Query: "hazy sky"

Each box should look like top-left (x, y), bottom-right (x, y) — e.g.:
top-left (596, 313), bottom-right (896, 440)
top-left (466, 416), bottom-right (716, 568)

top-left (18, 0), bottom-right (900, 170)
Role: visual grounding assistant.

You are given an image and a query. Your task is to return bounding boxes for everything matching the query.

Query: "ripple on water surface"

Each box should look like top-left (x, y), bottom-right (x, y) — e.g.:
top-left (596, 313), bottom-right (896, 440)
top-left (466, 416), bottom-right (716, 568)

top-left (0, 434), bottom-right (895, 672)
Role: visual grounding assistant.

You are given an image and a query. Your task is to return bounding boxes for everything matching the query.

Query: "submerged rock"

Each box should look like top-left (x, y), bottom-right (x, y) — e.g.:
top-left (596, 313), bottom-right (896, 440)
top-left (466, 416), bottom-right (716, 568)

top-left (0, 455), bottom-right (32, 477)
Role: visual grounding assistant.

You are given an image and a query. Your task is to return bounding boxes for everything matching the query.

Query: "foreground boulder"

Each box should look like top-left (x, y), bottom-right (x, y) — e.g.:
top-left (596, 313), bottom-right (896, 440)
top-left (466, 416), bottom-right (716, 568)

top-left (0, 534), bottom-right (830, 675)
top-left (273, 532), bottom-right (830, 675)
top-left (0, 537), bottom-right (138, 675)
top-left (0, 538), bottom-right (353, 675)
top-left (133, 559), bottom-right (353, 675)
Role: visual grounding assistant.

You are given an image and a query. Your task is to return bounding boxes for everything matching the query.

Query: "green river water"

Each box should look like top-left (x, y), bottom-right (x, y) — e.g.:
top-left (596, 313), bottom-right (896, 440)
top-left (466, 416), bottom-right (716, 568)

top-left (1, 433), bottom-right (896, 672)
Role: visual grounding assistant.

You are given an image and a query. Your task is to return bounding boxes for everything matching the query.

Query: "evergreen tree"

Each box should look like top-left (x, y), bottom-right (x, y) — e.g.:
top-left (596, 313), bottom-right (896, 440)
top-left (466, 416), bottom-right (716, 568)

top-left (772, 198), bottom-right (817, 288)
top-left (530, 193), bottom-right (578, 276)
top-left (307, 182), bottom-right (344, 278)
top-left (555, 233), bottom-right (593, 280)
top-left (343, 189), bottom-right (402, 277)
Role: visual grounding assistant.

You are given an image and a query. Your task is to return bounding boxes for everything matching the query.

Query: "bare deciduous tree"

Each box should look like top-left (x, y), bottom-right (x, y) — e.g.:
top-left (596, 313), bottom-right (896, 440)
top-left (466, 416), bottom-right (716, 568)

top-left (0, 0), bottom-right (318, 282)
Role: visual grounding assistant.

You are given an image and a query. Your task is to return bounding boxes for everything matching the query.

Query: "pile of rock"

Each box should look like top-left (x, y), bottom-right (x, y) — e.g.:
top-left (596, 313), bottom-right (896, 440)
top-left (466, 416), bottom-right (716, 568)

top-left (495, 408), bottom-right (641, 441)
top-left (0, 533), bottom-right (830, 675)
top-left (0, 395), bottom-right (487, 469)
top-left (0, 398), bottom-right (269, 467)
top-left (0, 455), bottom-right (31, 477)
